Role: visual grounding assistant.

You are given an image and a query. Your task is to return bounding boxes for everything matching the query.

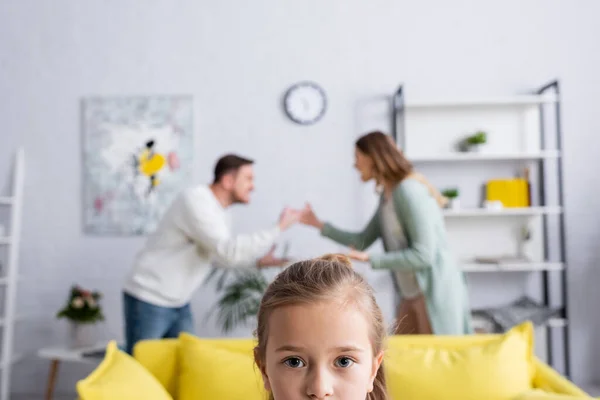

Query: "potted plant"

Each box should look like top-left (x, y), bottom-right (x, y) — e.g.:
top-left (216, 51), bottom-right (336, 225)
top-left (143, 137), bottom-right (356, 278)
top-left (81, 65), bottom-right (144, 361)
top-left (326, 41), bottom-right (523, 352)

top-left (458, 130), bottom-right (487, 152)
top-left (442, 188), bottom-right (460, 210)
top-left (205, 268), bottom-right (270, 334)
top-left (56, 285), bottom-right (104, 348)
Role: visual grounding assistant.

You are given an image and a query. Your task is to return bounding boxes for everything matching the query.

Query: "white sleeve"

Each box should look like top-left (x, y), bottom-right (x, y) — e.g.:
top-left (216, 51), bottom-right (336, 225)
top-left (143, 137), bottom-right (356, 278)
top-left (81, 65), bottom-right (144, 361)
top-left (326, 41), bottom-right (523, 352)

top-left (177, 191), bottom-right (280, 268)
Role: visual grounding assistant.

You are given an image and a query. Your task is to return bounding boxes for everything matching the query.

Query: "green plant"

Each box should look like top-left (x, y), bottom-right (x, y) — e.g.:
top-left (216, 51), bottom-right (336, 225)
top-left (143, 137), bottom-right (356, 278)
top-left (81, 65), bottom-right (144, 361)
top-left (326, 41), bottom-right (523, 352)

top-left (205, 268), bottom-right (269, 333)
top-left (442, 188), bottom-right (459, 199)
top-left (56, 285), bottom-right (104, 324)
top-left (466, 131), bottom-right (487, 145)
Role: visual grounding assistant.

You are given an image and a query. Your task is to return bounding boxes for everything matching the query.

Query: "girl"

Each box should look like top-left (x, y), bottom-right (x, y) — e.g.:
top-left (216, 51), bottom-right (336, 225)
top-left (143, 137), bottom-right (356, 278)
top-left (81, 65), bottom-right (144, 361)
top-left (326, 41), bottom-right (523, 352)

top-left (254, 254), bottom-right (388, 400)
top-left (300, 131), bottom-right (473, 336)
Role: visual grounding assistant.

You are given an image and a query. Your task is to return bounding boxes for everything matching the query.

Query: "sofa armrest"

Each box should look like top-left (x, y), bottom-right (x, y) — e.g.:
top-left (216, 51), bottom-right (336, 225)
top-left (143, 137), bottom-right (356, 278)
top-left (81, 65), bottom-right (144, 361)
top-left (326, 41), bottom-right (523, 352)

top-left (532, 357), bottom-right (590, 397)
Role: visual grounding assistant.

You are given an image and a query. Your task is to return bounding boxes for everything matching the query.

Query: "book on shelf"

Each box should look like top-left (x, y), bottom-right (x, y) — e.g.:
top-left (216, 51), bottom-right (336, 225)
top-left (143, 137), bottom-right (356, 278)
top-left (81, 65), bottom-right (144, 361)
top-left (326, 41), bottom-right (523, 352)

top-left (485, 177), bottom-right (530, 207)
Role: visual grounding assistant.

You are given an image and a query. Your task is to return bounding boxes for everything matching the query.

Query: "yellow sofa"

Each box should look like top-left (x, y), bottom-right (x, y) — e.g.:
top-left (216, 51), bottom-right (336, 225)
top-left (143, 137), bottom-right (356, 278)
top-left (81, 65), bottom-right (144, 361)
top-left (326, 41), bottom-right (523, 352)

top-left (76, 322), bottom-right (592, 400)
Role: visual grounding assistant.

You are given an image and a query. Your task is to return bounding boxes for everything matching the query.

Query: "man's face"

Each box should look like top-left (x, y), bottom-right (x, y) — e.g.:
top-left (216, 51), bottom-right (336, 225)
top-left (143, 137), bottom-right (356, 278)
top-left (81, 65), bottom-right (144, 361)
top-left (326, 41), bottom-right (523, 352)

top-left (229, 164), bottom-right (255, 204)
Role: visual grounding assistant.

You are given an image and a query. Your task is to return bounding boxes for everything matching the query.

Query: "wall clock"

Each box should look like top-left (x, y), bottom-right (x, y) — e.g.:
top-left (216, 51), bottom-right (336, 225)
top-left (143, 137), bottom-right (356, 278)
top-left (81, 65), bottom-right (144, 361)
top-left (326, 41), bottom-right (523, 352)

top-left (283, 81), bottom-right (327, 125)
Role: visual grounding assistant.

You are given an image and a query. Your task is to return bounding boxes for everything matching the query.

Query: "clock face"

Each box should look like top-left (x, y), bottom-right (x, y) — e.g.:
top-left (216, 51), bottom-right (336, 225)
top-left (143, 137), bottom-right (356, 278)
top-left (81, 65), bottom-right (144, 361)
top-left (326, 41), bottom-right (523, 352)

top-left (283, 82), bottom-right (327, 125)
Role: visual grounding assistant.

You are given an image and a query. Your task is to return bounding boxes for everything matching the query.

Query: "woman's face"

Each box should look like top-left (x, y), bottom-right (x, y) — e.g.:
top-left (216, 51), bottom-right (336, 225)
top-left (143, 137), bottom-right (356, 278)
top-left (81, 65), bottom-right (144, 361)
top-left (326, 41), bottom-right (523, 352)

top-left (354, 147), bottom-right (375, 182)
top-left (259, 300), bottom-right (383, 400)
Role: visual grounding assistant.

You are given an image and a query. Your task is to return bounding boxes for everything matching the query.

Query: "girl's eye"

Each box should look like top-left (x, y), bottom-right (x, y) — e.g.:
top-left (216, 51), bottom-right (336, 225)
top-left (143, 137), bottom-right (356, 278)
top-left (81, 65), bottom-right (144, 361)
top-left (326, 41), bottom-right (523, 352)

top-left (335, 356), bottom-right (355, 368)
top-left (284, 357), bottom-right (305, 368)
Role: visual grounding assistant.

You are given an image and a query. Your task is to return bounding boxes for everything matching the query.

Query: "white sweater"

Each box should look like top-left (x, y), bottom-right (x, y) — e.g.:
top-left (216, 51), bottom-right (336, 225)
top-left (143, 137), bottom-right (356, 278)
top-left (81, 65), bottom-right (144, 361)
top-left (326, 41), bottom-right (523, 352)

top-left (123, 185), bottom-right (280, 307)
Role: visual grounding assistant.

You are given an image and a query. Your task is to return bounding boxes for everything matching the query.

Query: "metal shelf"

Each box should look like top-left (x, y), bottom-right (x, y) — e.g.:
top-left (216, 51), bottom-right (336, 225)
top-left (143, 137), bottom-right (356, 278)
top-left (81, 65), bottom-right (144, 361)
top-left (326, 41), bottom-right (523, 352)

top-left (443, 206), bottom-right (562, 217)
top-left (409, 150), bottom-right (560, 163)
top-left (404, 94), bottom-right (558, 108)
top-left (462, 262), bottom-right (564, 272)
top-left (392, 80), bottom-right (570, 377)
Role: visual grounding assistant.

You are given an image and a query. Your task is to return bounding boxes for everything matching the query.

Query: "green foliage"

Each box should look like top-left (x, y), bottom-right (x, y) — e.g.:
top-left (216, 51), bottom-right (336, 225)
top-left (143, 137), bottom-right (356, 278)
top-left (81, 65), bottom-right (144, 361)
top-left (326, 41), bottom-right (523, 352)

top-left (442, 188), bottom-right (459, 199)
top-left (206, 268), bottom-right (269, 334)
top-left (466, 131), bottom-right (487, 145)
top-left (56, 285), bottom-right (104, 324)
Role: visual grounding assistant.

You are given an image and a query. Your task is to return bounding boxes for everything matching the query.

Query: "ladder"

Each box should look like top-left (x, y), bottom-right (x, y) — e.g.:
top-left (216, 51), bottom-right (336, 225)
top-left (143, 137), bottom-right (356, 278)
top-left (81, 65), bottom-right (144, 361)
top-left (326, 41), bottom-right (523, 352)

top-left (0, 148), bottom-right (25, 400)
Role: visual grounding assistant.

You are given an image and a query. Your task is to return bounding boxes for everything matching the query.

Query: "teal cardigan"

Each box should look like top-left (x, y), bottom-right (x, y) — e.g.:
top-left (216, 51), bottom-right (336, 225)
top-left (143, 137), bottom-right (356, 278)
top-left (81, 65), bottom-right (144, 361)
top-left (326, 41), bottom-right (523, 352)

top-left (321, 178), bottom-right (473, 335)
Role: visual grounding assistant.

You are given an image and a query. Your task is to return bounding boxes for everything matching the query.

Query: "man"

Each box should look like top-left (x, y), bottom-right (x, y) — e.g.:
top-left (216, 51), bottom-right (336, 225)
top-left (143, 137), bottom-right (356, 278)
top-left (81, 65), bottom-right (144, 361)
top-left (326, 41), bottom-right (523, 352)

top-left (122, 154), bottom-right (299, 354)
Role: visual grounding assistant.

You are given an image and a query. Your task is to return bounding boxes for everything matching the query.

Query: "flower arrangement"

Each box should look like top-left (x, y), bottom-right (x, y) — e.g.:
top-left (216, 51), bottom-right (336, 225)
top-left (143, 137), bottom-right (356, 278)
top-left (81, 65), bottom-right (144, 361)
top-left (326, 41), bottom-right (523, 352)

top-left (56, 285), bottom-right (105, 324)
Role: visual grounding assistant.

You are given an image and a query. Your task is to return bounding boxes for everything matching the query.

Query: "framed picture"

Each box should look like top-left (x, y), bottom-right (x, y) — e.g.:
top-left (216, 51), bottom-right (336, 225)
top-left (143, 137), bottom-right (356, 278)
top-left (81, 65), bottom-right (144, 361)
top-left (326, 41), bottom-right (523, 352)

top-left (82, 95), bottom-right (193, 235)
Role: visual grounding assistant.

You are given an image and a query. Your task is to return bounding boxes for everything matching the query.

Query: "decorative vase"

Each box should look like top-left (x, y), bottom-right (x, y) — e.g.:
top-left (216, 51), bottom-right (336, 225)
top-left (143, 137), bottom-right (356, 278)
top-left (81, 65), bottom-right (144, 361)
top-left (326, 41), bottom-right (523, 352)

top-left (68, 321), bottom-right (95, 349)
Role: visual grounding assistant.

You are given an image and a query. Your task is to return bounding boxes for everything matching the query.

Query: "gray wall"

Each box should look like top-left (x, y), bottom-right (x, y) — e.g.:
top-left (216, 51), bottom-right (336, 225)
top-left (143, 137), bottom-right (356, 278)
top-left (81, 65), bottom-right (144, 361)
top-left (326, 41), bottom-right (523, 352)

top-left (1, 0), bottom-right (599, 396)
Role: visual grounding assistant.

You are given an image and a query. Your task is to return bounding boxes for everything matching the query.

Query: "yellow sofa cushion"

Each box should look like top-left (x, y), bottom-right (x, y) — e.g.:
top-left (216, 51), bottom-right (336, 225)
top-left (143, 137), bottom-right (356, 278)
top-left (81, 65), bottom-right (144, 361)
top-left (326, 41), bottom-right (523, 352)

top-left (178, 333), bottom-right (266, 400)
top-left (133, 338), bottom-right (179, 398)
top-left (385, 322), bottom-right (534, 400)
top-left (76, 341), bottom-right (173, 400)
top-left (532, 359), bottom-right (592, 397)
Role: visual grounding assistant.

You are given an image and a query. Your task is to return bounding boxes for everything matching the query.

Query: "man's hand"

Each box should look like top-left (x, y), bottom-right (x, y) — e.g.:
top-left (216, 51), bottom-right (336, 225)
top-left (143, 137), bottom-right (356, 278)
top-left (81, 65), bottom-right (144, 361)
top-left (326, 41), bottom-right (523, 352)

top-left (257, 245), bottom-right (290, 268)
top-left (278, 207), bottom-right (302, 231)
top-left (298, 203), bottom-right (324, 230)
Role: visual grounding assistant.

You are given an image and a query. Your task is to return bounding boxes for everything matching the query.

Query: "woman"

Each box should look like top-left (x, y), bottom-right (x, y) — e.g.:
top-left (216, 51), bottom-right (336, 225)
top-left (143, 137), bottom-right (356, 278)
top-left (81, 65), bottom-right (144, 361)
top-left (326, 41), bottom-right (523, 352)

top-left (300, 131), bottom-right (473, 335)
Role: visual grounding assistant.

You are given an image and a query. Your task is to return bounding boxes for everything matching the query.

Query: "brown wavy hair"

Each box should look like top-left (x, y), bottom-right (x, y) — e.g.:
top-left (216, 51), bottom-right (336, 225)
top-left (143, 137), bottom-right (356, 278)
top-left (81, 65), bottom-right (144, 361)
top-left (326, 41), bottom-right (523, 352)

top-left (355, 131), bottom-right (413, 185)
top-left (254, 254), bottom-right (388, 400)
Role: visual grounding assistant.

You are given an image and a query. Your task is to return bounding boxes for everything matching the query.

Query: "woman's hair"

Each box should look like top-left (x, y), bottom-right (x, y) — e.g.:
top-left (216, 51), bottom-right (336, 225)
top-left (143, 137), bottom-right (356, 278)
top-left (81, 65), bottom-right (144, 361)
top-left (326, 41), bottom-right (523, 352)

top-left (355, 130), bottom-right (413, 185)
top-left (356, 131), bottom-right (449, 208)
top-left (254, 254), bottom-right (388, 400)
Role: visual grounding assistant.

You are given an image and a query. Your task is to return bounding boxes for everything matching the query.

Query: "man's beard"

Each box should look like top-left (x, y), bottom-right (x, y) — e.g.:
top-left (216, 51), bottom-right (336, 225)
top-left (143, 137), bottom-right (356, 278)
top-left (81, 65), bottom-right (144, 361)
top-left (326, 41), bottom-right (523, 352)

top-left (231, 191), bottom-right (246, 204)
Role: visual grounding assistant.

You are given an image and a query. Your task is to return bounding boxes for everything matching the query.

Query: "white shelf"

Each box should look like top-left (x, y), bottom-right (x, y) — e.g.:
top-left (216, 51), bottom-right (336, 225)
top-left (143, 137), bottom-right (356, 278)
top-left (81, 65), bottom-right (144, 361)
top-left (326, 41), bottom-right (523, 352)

top-left (443, 206), bottom-right (562, 217)
top-left (410, 150), bottom-right (560, 163)
top-left (0, 198), bottom-right (12, 206)
top-left (462, 262), bottom-right (564, 272)
top-left (0, 237), bottom-right (10, 245)
top-left (404, 94), bottom-right (558, 108)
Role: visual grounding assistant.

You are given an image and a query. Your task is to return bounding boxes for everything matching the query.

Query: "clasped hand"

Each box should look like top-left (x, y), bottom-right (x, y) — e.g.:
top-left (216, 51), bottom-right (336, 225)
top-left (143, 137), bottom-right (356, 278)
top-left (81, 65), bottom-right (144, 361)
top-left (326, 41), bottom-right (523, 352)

top-left (259, 204), bottom-right (369, 268)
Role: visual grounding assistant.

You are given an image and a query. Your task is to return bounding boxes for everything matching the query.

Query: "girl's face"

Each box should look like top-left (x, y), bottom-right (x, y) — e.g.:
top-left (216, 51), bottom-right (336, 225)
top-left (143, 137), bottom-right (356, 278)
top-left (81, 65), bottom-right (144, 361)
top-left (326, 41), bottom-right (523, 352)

top-left (259, 300), bottom-right (384, 399)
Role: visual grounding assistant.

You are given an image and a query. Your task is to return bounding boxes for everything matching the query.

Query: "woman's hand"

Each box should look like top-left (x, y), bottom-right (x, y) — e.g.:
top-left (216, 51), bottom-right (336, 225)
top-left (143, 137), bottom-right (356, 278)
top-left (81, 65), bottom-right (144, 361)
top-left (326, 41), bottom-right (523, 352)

top-left (299, 203), bottom-right (324, 230)
top-left (347, 249), bottom-right (370, 262)
top-left (257, 245), bottom-right (290, 268)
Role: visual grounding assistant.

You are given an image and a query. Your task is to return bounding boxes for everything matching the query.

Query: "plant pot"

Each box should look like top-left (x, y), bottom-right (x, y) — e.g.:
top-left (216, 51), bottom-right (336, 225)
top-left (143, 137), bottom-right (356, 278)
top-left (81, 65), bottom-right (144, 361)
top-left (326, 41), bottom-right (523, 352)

top-left (467, 144), bottom-right (482, 153)
top-left (68, 321), bottom-right (96, 349)
top-left (448, 198), bottom-right (461, 210)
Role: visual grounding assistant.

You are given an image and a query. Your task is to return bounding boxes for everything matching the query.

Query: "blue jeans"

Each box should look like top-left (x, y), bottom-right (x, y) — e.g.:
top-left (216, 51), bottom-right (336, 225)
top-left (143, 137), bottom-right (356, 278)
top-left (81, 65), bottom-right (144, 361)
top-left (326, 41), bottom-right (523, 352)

top-left (123, 292), bottom-right (194, 355)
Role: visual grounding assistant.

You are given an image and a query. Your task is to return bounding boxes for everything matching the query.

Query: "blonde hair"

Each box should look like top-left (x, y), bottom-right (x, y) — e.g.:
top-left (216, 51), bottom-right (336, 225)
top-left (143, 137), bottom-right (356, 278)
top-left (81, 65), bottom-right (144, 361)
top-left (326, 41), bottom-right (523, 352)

top-left (254, 254), bottom-right (388, 400)
top-left (356, 131), bottom-right (448, 208)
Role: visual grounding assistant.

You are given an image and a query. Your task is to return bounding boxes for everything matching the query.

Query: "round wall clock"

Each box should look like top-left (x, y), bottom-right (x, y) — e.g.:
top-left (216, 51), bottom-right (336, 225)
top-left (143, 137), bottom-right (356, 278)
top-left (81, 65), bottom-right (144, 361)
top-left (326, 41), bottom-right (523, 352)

top-left (283, 81), bottom-right (327, 125)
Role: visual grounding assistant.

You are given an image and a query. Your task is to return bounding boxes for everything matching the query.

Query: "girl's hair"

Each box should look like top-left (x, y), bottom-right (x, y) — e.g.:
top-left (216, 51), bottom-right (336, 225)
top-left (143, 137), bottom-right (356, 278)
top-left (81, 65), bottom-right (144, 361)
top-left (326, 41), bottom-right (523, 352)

top-left (254, 254), bottom-right (388, 400)
top-left (355, 130), bottom-right (414, 185)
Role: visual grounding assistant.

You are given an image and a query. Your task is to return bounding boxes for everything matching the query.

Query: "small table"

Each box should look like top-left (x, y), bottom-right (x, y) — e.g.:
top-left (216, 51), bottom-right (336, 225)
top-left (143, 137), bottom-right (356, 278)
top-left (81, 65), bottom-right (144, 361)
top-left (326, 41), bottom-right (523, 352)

top-left (37, 342), bottom-right (109, 400)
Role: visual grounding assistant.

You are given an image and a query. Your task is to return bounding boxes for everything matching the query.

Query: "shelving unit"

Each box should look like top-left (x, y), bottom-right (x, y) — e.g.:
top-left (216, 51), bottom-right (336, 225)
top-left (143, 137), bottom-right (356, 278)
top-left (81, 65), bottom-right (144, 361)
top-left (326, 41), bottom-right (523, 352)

top-left (392, 81), bottom-right (569, 377)
top-left (0, 148), bottom-right (25, 400)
